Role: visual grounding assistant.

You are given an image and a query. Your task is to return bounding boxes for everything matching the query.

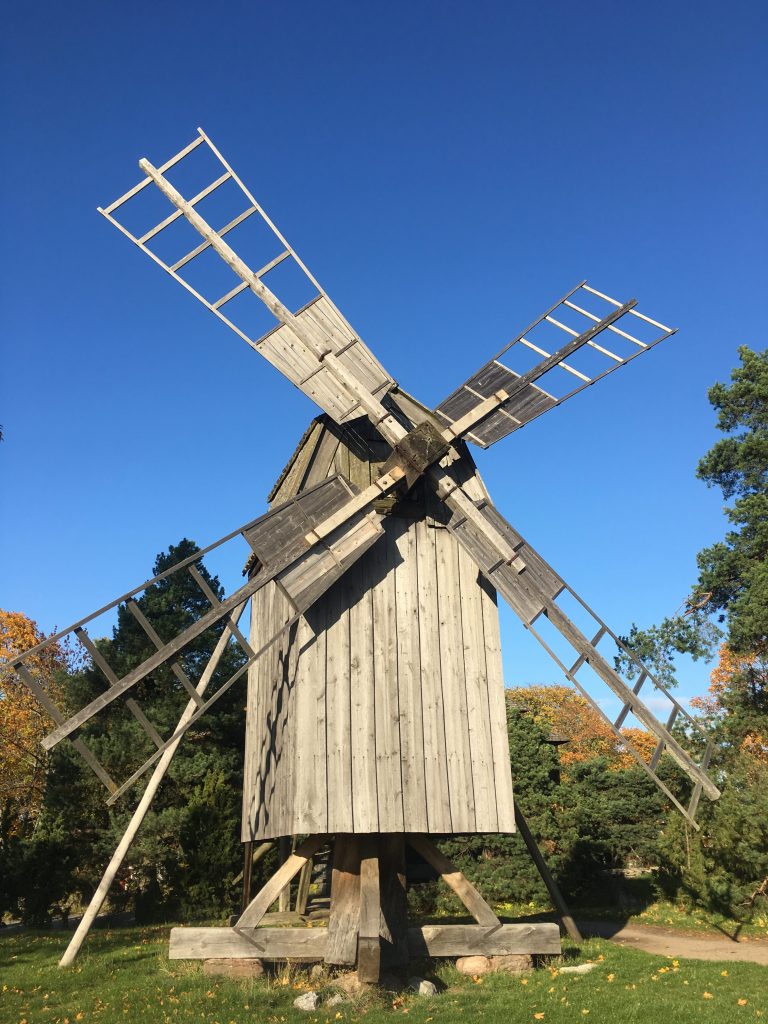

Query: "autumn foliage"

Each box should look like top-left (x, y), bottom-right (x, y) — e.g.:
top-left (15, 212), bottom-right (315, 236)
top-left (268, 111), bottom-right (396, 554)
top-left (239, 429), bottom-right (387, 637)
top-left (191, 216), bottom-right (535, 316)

top-left (506, 684), bottom-right (656, 772)
top-left (0, 610), bottom-right (66, 821)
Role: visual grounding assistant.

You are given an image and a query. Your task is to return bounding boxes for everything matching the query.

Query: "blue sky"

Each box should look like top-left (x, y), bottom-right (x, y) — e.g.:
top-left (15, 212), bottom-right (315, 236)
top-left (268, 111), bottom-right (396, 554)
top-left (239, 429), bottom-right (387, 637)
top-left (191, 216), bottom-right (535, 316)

top-left (1, 0), bottom-right (766, 713)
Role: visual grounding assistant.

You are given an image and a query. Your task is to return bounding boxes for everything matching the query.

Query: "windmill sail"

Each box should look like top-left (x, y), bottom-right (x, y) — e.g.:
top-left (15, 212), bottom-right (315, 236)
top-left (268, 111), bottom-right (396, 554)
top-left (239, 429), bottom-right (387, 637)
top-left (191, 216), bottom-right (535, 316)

top-left (437, 476), bottom-right (719, 826)
top-left (12, 475), bottom-right (383, 796)
top-left (435, 282), bottom-right (676, 448)
top-left (99, 129), bottom-right (396, 426)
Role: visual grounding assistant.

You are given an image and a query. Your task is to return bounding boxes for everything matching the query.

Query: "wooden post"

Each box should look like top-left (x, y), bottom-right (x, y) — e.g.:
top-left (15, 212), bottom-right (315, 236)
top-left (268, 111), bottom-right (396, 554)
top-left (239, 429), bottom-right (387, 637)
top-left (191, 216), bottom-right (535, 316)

top-left (295, 856), bottom-right (313, 916)
top-left (278, 836), bottom-right (292, 913)
top-left (357, 836), bottom-right (381, 983)
top-left (514, 804), bottom-right (582, 942)
top-left (379, 834), bottom-right (408, 966)
top-left (325, 835), bottom-right (361, 965)
top-left (241, 841), bottom-right (253, 915)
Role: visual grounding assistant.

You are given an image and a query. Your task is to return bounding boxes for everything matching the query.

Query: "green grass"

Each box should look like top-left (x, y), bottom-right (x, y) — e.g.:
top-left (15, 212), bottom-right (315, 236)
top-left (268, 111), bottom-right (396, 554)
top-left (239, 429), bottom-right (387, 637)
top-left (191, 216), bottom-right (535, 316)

top-left (1, 926), bottom-right (766, 1024)
top-left (492, 893), bottom-right (768, 941)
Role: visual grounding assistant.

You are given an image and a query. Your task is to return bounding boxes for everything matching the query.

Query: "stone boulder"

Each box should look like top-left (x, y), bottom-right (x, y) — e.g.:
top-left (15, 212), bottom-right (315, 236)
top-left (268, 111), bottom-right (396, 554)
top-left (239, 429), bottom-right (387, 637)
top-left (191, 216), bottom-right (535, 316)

top-left (203, 958), bottom-right (264, 979)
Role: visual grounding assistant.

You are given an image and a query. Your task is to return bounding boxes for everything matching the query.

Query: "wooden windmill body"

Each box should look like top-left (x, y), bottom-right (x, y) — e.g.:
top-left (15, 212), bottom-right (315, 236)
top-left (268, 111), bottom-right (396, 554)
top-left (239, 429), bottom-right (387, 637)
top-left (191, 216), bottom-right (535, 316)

top-left (244, 411), bottom-right (515, 842)
top-left (10, 129), bottom-right (722, 977)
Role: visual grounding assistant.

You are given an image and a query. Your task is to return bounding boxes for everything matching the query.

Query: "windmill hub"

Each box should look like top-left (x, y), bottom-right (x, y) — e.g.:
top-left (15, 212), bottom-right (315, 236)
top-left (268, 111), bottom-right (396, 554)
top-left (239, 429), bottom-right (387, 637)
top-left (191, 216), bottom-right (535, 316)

top-left (383, 419), bottom-right (452, 488)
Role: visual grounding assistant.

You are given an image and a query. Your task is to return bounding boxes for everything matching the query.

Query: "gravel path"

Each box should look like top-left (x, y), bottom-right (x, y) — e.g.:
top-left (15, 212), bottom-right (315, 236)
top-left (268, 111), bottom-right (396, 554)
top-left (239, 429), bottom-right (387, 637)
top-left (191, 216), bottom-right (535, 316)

top-left (579, 920), bottom-right (768, 965)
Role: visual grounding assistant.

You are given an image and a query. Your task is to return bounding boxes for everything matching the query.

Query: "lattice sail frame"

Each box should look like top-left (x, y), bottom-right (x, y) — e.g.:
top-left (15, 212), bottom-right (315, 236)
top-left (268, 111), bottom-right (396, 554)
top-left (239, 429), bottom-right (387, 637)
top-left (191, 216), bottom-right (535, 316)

top-left (7, 476), bottom-right (383, 802)
top-left (98, 128), bottom-right (395, 424)
top-left (436, 281), bottom-right (677, 448)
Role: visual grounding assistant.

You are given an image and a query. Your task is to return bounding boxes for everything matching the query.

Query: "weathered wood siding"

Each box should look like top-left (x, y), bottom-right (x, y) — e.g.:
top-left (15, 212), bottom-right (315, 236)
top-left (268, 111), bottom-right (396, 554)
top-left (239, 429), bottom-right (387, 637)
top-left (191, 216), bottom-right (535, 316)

top-left (242, 415), bottom-right (515, 839)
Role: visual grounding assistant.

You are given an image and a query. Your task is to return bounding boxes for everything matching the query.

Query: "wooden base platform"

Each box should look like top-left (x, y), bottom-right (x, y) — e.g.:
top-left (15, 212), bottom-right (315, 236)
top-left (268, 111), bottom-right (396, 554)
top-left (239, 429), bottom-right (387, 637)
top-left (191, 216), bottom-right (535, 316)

top-left (172, 834), bottom-right (562, 981)
top-left (170, 923), bottom-right (560, 961)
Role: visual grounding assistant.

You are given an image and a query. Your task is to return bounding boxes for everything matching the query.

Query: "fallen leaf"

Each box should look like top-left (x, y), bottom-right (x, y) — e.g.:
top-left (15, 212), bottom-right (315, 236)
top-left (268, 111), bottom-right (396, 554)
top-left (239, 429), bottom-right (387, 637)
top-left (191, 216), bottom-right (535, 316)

top-left (703, 992), bottom-right (714, 999)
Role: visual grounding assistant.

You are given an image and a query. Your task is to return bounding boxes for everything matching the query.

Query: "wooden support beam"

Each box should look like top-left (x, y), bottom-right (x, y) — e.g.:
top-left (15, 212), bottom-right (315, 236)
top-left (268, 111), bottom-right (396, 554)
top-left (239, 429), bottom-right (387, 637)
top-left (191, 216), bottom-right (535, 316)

top-left (407, 834), bottom-right (500, 928)
top-left (169, 923), bottom-right (561, 961)
top-left (409, 923), bottom-right (560, 957)
top-left (236, 835), bottom-right (328, 931)
top-left (278, 837), bottom-right (292, 913)
top-left (357, 837), bottom-right (381, 983)
top-left (514, 804), bottom-right (582, 942)
top-left (241, 841), bottom-right (253, 915)
top-left (379, 835), bottom-right (409, 966)
top-left (295, 856), bottom-right (314, 916)
top-left (171, 926), bottom-right (327, 961)
top-left (325, 835), bottom-right (361, 965)
top-left (57, 603), bottom-right (248, 967)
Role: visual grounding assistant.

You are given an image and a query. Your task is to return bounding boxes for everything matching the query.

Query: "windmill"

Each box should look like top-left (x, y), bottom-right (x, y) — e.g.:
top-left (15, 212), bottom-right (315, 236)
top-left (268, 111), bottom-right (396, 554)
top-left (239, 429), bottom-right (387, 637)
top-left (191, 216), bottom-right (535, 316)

top-left (10, 129), bottom-right (720, 979)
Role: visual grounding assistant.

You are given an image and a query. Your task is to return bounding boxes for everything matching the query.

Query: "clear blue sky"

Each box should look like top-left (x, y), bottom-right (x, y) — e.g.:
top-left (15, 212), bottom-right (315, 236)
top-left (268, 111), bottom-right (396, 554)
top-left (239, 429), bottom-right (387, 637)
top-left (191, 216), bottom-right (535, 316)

top-left (1, 0), bottom-right (766, 712)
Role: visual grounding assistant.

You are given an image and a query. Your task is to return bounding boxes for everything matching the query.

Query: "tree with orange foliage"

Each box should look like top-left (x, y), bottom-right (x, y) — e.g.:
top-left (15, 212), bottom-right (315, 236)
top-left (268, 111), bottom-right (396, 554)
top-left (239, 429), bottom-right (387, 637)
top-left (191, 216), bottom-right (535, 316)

top-left (0, 610), bottom-right (67, 822)
top-left (506, 684), bottom-right (656, 772)
top-left (691, 642), bottom-right (768, 766)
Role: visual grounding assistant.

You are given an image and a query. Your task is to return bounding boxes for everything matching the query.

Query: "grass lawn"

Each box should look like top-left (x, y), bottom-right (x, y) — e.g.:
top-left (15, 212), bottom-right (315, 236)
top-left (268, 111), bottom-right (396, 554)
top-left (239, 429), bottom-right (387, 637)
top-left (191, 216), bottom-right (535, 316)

top-left (1, 925), bottom-right (766, 1024)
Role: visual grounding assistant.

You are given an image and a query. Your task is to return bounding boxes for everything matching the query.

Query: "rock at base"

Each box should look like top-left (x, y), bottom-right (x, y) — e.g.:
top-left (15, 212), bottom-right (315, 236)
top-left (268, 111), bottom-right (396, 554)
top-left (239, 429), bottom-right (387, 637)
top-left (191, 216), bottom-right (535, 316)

top-left (203, 958), bottom-right (264, 979)
top-left (560, 962), bottom-right (598, 975)
top-left (326, 993), bottom-right (345, 1006)
top-left (489, 954), bottom-right (533, 973)
top-left (333, 972), bottom-right (371, 996)
top-left (293, 991), bottom-right (320, 1011)
top-left (455, 955), bottom-right (491, 975)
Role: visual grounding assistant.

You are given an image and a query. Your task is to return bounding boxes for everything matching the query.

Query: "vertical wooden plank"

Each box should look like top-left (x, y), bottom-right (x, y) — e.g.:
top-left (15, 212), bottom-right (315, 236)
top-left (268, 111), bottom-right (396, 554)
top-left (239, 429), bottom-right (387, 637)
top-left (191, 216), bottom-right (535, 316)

top-left (479, 574), bottom-right (516, 831)
top-left (416, 520), bottom-right (452, 833)
top-left (293, 605), bottom-right (328, 835)
top-left (379, 835), bottom-right (409, 966)
top-left (458, 547), bottom-right (497, 832)
top-left (326, 835), bottom-right (362, 965)
top-left (325, 574), bottom-right (353, 833)
top-left (241, 840), bottom-right (253, 914)
top-left (270, 586), bottom-right (298, 839)
top-left (278, 836), bottom-right (292, 912)
top-left (295, 856), bottom-right (314, 916)
top-left (435, 529), bottom-right (476, 832)
top-left (348, 532), bottom-right (379, 833)
top-left (357, 835), bottom-right (381, 983)
top-left (303, 421), bottom-right (342, 488)
top-left (333, 434), bottom-right (352, 482)
top-left (372, 522), bottom-right (404, 833)
top-left (393, 517), bottom-right (428, 832)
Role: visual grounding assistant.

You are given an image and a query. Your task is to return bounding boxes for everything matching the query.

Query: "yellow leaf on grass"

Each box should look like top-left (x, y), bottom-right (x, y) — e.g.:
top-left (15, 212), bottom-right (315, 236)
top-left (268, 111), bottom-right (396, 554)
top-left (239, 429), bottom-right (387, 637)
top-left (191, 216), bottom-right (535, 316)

top-left (534, 1015), bottom-right (545, 1020)
top-left (738, 999), bottom-right (748, 1006)
top-left (703, 992), bottom-right (714, 999)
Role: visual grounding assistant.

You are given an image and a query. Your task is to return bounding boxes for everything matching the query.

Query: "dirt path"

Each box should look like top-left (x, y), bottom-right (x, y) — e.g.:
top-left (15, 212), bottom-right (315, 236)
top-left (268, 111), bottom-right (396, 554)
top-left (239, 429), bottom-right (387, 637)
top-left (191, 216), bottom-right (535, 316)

top-left (579, 920), bottom-right (768, 965)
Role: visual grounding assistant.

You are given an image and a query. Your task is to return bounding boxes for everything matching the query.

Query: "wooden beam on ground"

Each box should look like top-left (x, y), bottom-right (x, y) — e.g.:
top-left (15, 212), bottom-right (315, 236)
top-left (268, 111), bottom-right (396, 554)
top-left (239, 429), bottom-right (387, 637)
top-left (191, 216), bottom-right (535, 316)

top-left (170, 926), bottom-right (327, 960)
top-left (407, 834), bottom-right (500, 928)
top-left (409, 923), bottom-right (561, 957)
top-left (514, 803), bottom-right (582, 942)
top-left (169, 922), bottom-right (560, 961)
top-left (325, 835), bottom-right (362, 965)
top-left (236, 835), bottom-right (327, 930)
top-left (357, 837), bottom-right (381, 983)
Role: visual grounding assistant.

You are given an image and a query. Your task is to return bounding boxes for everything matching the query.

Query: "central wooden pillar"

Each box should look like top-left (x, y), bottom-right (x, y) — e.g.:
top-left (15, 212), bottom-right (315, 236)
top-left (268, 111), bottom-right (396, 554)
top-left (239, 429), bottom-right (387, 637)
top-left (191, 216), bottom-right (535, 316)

top-left (325, 834), bottom-right (409, 982)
